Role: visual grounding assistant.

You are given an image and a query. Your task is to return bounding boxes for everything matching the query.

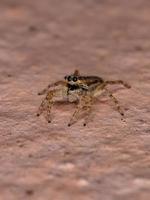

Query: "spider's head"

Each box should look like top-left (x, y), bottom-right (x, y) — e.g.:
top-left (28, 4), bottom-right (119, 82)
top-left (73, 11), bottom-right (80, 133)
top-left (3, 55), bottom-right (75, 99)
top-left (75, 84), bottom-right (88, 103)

top-left (64, 69), bottom-right (80, 85)
top-left (64, 75), bottom-right (88, 90)
top-left (64, 75), bottom-right (78, 84)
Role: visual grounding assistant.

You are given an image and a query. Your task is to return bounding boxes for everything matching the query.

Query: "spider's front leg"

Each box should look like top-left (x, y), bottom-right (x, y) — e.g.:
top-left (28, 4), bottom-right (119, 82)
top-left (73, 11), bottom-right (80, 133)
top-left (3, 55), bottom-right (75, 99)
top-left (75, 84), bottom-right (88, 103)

top-left (37, 83), bottom-right (68, 123)
top-left (37, 90), bottom-right (55, 123)
top-left (38, 81), bottom-right (66, 95)
top-left (68, 93), bottom-right (93, 127)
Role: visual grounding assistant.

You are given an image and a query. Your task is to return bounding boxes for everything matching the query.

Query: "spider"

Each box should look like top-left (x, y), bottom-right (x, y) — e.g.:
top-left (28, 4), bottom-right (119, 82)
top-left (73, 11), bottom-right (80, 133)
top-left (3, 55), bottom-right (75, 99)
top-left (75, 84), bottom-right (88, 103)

top-left (37, 70), bottom-right (131, 126)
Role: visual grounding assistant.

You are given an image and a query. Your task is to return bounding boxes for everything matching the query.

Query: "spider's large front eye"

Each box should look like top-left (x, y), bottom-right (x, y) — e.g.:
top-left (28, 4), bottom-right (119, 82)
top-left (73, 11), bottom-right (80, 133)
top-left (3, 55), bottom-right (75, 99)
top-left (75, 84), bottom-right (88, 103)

top-left (64, 76), bottom-right (67, 80)
top-left (67, 76), bottom-right (72, 82)
top-left (73, 76), bottom-right (78, 82)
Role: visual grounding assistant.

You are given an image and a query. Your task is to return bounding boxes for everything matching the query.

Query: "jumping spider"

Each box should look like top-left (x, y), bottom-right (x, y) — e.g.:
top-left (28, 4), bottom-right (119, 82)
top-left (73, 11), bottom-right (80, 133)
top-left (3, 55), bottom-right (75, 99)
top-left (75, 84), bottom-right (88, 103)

top-left (37, 70), bottom-right (131, 126)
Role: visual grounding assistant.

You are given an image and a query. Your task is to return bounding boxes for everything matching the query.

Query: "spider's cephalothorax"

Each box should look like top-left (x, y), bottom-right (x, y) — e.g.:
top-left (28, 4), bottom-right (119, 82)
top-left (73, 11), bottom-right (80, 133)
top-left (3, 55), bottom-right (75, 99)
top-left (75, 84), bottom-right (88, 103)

top-left (37, 70), bottom-right (131, 126)
top-left (64, 70), bottom-right (104, 93)
top-left (65, 75), bottom-right (82, 91)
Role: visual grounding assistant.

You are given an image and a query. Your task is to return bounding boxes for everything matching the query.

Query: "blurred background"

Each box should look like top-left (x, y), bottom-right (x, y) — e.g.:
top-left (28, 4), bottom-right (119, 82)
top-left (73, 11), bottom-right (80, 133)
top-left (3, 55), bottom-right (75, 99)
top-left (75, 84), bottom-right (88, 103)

top-left (0, 0), bottom-right (149, 200)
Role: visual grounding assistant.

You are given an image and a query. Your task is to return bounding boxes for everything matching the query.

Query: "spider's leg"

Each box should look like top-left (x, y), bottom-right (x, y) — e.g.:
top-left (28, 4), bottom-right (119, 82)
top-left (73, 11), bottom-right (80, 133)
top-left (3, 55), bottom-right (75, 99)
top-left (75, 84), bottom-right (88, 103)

top-left (104, 80), bottom-right (131, 89)
top-left (68, 94), bottom-right (93, 127)
top-left (37, 83), bottom-right (68, 123)
top-left (93, 82), bottom-right (125, 119)
top-left (37, 98), bottom-right (47, 117)
top-left (83, 97), bottom-right (93, 126)
top-left (104, 88), bottom-right (125, 118)
top-left (37, 90), bottom-right (55, 123)
top-left (38, 80), bottom-right (66, 95)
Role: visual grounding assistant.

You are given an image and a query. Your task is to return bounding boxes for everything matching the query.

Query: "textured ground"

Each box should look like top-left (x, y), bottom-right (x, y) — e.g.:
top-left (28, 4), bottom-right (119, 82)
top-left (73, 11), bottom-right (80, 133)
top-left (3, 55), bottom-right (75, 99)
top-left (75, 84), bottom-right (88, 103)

top-left (0, 0), bottom-right (150, 199)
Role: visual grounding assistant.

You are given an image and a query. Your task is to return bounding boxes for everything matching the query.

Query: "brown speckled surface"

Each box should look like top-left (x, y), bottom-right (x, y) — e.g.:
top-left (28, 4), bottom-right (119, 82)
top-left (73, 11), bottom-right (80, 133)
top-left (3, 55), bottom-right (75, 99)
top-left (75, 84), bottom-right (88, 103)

top-left (0, 0), bottom-right (150, 199)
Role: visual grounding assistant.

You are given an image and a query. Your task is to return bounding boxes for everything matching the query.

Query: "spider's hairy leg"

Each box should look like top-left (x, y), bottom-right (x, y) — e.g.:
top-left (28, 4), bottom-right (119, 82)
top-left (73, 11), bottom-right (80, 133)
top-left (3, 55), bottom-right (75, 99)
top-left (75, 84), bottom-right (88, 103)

top-left (105, 80), bottom-right (131, 89)
top-left (37, 85), bottom-right (67, 123)
top-left (104, 88), bottom-right (125, 118)
top-left (91, 82), bottom-right (105, 97)
top-left (83, 95), bottom-right (93, 126)
top-left (68, 94), bottom-right (93, 127)
top-left (37, 90), bottom-right (55, 123)
top-left (38, 80), bottom-right (66, 95)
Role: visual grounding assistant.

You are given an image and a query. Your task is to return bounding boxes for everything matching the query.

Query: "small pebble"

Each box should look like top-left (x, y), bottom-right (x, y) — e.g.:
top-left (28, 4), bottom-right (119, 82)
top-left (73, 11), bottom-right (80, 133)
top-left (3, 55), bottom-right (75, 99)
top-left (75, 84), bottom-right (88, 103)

top-left (77, 179), bottom-right (89, 187)
top-left (58, 163), bottom-right (75, 171)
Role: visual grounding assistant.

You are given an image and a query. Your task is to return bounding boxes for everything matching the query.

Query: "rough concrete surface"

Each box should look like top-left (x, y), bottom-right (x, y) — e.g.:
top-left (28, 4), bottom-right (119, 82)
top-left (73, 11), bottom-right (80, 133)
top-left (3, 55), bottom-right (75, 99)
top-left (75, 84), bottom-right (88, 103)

top-left (0, 0), bottom-right (150, 199)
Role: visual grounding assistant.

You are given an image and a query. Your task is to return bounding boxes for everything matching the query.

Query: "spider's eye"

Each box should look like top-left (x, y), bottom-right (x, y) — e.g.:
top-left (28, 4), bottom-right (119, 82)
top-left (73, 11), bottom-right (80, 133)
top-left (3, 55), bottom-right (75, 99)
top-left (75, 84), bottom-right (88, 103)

top-left (67, 76), bottom-right (72, 82)
top-left (73, 76), bottom-right (78, 82)
top-left (64, 76), bottom-right (67, 80)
